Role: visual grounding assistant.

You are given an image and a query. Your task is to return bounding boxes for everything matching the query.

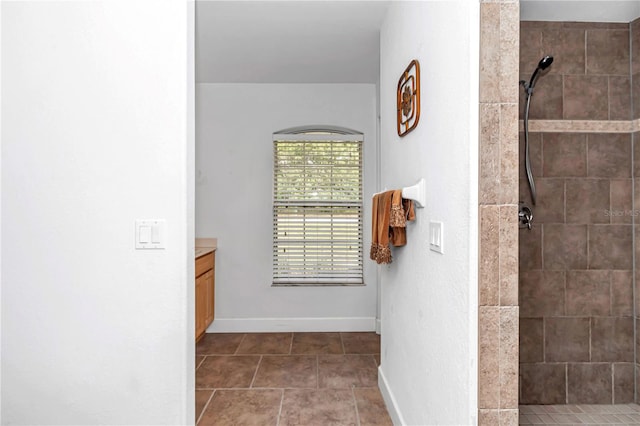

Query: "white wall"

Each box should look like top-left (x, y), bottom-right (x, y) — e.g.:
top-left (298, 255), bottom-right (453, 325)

top-left (2, 2), bottom-right (194, 424)
top-left (378, 2), bottom-right (479, 425)
top-left (196, 84), bottom-right (378, 332)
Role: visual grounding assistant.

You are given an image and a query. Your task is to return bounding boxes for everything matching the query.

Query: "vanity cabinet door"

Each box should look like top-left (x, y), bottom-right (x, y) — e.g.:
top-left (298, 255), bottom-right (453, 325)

top-left (203, 269), bottom-right (214, 327)
top-left (195, 251), bottom-right (215, 342)
top-left (195, 274), bottom-right (206, 340)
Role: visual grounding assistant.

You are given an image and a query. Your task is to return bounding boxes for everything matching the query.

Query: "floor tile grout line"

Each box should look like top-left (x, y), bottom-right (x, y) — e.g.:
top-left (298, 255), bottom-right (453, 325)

top-left (249, 355), bottom-right (263, 388)
top-left (195, 355), bottom-right (206, 371)
top-left (340, 332), bottom-right (346, 354)
top-left (276, 388), bottom-right (284, 426)
top-left (234, 333), bottom-right (247, 355)
top-left (197, 386), bottom-right (333, 390)
top-left (316, 355), bottom-right (320, 389)
top-left (196, 389), bottom-right (216, 425)
top-left (352, 386), bottom-right (361, 426)
top-left (288, 332), bottom-right (294, 355)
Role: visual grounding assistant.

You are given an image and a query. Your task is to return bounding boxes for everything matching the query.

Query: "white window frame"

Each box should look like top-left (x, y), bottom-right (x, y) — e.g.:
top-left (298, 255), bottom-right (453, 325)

top-left (272, 126), bottom-right (364, 286)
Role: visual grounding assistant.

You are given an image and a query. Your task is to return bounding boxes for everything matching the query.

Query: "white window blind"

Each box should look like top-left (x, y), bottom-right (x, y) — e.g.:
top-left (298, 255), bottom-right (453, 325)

top-left (272, 128), bottom-right (363, 286)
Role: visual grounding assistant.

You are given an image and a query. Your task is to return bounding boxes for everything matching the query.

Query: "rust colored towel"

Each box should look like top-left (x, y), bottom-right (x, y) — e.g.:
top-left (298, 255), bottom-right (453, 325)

top-left (370, 193), bottom-right (379, 261)
top-left (370, 190), bottom-right (416, 264)
top-left (389, 189), bottom-right (415, 247)
top-left (370, 190), bottom-right (393, 264)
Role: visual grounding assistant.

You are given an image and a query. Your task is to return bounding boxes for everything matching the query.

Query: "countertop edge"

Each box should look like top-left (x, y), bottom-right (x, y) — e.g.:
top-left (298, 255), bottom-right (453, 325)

top-left (195, 247), bottom-right (216, 258)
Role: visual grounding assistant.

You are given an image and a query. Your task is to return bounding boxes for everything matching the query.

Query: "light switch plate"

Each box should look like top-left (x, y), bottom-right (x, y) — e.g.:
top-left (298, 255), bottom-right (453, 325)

top-left (429, 221), bottom-right (443, 254)
top-left (136, 219), bottom-right (166, 249)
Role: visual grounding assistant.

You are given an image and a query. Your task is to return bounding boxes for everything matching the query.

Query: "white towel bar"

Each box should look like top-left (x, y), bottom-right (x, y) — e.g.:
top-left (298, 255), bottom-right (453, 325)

top-left (401, 178), bottom-right (425, 208)
top-left (372, 178), bottom-right (426, 208)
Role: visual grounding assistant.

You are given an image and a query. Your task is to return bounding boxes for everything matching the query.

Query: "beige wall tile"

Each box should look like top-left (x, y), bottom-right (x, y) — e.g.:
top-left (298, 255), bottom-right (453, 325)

top-left (478, 409), bottom-right (500, 426)
top-left (480, 206), bottom-right (500, 306)
top-left (479, 0), bottom-right (519, 416)
top-left (479, 103), bottom-right (500, 204)
top-left (479, 306), bottom-right (500, 408)
top-left (499, 409), bottom-right (519, 426)
top-left (480, 3), bottom-right (500, 103)
top-left (500, 103), bottom-right (519, 204)
top-left (499, 307), bottom-right (519, 408)
top-left (499, 3), bottom-right (519, 104)
top-left (499, 205), bottom-right (518, 306)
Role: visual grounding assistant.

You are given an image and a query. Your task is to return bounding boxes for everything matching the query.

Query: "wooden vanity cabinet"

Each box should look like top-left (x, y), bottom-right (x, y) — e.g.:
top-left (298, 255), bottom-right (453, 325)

top-left (195, 251), bottom-right (215, 342)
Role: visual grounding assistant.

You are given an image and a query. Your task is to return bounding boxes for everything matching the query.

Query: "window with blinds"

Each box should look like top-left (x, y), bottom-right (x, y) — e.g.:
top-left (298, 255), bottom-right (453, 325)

top-left (272, 127), bottom-right (364, 286)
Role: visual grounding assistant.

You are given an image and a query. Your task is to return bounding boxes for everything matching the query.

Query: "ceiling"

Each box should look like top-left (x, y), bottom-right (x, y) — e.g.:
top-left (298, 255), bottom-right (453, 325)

top-left (195, 1), bottom-right (640, 85)
top-left (195, 1), bottom-right (390, 84)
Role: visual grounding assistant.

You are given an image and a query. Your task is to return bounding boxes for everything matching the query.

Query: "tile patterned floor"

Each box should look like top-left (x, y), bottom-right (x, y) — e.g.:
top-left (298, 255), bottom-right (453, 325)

top-left (520, 404), bottom-right (640, 425)
top-left (196, 332), bottom-right (392, 426)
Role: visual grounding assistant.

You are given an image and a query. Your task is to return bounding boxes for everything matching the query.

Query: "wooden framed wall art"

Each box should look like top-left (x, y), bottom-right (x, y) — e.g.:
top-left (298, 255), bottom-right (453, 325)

top-left (397, 59), bottom-right (420, 137)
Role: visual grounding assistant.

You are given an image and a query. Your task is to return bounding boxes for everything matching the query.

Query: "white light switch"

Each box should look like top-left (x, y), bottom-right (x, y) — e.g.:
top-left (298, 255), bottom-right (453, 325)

top-left (139, 226), bottom-right (151, 243)
top-left (151, 224), bottom-right (161, 243)
top-left (429, 221), bottom-right (444, 254)
top-left (136, 219), bottom-right (166, 249)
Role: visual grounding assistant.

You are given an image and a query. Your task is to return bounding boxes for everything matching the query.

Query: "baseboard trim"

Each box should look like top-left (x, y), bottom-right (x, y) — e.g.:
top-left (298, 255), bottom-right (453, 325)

top-left (376, 318), bottom-right (381, 334)
top-left (205, 317), bottom-right (376, 333)
top-left (379, 366), bottom-right (406, 426)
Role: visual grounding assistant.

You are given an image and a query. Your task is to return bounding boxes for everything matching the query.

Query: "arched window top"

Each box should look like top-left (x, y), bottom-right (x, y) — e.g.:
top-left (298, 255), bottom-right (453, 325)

top-left (274, 125), bottom-right (363, 136)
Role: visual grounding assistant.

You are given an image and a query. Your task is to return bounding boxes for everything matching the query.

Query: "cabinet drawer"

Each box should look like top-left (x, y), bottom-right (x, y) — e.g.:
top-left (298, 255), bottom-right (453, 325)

top-left (195, 252), bottom-right (214, 277)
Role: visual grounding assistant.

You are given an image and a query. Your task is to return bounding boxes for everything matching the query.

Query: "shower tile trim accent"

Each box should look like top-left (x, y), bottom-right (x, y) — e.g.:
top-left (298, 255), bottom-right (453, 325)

top-left (518, 119), bottom-right (640, 133)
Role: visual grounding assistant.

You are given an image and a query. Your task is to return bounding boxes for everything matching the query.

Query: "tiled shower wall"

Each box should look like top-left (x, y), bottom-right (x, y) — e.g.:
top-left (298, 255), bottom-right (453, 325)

top-left (634, 18), bottom-right (640, 405)
top-left (518, 21), bottom-right (637, 404)
top-left (634, 19), bottom-right (640, 121)
top-left (478, 1), bottom-right (520, 425)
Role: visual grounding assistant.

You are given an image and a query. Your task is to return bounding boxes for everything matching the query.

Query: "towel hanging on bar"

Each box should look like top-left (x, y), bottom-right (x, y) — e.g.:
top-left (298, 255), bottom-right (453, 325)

top-left (370, 190), bottom-right (415, 264)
